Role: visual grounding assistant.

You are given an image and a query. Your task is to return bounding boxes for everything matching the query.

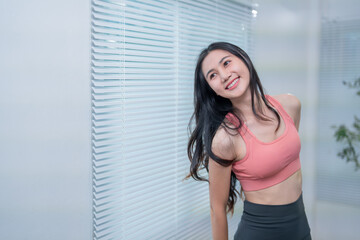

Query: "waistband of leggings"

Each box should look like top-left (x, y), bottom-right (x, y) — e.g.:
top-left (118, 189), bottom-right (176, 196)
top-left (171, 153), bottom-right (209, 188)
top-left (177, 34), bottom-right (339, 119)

top-left (243, 192), bottom-right (304, 217)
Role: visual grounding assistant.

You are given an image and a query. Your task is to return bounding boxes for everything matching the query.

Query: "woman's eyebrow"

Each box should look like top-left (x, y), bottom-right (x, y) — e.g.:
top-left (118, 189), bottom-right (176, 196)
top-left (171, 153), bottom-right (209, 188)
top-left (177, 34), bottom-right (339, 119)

top-left (205, 55), bottom-right (231, 78)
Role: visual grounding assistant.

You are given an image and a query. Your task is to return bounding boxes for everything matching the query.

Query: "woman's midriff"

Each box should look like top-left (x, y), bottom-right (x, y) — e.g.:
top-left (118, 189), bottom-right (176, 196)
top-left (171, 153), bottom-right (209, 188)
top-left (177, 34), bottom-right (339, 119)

top-left (243, 169), bottom-right (303, 205)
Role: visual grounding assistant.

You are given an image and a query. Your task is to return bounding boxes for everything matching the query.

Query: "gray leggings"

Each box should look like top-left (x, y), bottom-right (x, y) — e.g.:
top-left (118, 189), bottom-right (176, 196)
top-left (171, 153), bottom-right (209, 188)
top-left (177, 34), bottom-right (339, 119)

top-left (234, 193), bottom-right (311, 240)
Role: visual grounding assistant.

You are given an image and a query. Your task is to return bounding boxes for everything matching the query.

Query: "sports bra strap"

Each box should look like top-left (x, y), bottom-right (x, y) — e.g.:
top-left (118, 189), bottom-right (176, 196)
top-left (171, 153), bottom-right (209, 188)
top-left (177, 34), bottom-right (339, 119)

top-left (265, 95), bottom-right (295, 126)
top-left (224, 112), bottom-right (252, 141)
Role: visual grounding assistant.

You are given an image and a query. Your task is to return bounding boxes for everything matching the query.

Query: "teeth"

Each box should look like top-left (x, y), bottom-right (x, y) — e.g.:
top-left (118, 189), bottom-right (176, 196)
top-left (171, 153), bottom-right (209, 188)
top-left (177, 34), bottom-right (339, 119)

top-left (227, 78), bottom-right (239, 89)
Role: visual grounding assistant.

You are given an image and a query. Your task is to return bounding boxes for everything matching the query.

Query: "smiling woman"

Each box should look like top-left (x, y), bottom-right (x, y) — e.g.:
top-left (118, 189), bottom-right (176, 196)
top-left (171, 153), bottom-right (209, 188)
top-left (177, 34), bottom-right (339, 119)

top-left (202, 49), bottom-right (250, 96)
top-left (186, 42), bottom-right (311, 240)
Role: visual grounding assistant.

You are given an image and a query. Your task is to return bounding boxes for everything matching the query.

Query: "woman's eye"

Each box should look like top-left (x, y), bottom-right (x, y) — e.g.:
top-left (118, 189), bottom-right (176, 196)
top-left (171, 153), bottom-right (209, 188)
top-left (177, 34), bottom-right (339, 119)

top-left (224, 60), bottom-right (230, 66)
top-left (209, 73), bottom-right (216, 79)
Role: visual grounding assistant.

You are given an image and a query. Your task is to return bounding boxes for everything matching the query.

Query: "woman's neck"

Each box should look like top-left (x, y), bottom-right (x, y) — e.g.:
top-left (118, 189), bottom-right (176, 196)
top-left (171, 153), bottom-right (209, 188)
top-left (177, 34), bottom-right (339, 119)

top-left (231, 92), bottom-right (266, 122)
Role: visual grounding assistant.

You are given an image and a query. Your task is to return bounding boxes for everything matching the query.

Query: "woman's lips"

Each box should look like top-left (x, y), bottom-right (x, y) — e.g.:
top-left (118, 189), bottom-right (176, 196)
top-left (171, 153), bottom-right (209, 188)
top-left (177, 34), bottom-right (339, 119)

top-left (226, 77), bottom-right (240, 90)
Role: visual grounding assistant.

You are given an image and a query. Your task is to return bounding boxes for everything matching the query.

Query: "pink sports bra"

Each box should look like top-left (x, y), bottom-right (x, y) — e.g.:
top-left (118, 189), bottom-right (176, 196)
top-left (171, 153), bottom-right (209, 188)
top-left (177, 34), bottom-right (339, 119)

top-left (225, 95), bottom-right (301, 191)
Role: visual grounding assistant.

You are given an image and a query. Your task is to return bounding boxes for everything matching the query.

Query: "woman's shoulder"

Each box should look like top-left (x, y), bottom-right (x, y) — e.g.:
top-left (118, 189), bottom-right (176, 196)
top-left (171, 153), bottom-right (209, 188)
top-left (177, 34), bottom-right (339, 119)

top-left (211, 125), bottom-right (238, 161)
top-left (270, 93), bottom-right (301, 129)
top-left (269, 93), bottom-right (301, 111)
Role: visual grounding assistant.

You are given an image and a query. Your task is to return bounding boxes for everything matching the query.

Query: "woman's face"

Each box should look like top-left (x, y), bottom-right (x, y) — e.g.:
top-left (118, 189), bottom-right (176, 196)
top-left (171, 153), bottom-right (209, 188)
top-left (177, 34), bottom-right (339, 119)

top-left (201, 49), bottom-right (250, 100)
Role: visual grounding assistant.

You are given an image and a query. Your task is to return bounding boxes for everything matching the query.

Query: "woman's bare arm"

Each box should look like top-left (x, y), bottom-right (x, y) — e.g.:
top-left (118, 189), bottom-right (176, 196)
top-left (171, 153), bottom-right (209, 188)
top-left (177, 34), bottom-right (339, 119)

top-left (208, 127), bottom-right (237, 240)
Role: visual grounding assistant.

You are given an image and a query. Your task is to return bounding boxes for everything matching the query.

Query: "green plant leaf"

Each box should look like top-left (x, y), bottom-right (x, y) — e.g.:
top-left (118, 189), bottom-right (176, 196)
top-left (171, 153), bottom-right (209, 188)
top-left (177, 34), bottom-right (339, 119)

top-left (332, 77), bottom-right (360, 171)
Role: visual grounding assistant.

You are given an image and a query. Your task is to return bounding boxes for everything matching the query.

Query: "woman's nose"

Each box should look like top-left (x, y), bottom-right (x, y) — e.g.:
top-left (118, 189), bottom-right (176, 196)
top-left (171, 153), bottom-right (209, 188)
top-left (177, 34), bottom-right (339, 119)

top-left (219, 70), bottom-right (231, 82)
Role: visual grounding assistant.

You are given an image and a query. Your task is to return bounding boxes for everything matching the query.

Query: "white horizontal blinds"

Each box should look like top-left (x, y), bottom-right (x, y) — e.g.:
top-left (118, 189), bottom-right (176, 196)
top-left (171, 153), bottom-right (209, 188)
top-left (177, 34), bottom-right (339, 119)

top-left (92, 0), bottom-right (126, 239)
top-left (122, 1), bottom-right (178, 239)
top-left (213, 0), bottom-right (253, 52)
top-left (317, 19), bottom-right (360, 206)
top-left (92, 0), bottom-right (178, 239)
top-left (176, 1), bottom-right (253, 239)
top-left (92, 0), bottom-right (254, 239)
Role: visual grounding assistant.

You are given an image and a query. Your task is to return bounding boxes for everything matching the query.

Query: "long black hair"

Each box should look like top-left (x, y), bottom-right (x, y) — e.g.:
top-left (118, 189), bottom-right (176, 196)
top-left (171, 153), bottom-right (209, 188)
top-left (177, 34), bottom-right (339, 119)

top-left (186, 42), bottom-right (281, 214)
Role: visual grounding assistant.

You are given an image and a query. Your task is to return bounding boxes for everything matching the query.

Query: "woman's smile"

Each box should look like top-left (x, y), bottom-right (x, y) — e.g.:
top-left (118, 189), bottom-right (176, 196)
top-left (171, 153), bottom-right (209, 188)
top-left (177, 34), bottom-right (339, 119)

top-left (226, 77), bottom-right (240, 90)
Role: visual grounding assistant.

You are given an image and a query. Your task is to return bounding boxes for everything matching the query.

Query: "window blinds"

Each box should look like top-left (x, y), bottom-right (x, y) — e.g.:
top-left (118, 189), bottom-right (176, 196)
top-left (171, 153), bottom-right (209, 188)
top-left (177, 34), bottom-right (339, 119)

top-left (317, 18), bottom-right (360, 206)
top-left (91, 0), bottom-right (253, 239)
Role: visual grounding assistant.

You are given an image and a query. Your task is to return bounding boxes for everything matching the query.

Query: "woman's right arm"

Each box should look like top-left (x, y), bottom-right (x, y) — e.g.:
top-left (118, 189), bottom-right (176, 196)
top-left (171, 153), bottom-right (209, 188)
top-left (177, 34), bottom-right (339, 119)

top-left (208, 127), bottom-right (237, 240)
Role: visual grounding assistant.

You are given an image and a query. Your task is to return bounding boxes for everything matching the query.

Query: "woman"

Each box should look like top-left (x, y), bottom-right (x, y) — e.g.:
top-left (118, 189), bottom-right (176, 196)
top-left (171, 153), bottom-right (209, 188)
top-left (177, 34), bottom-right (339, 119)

top-left (187, 42), bottom-right (311, 240)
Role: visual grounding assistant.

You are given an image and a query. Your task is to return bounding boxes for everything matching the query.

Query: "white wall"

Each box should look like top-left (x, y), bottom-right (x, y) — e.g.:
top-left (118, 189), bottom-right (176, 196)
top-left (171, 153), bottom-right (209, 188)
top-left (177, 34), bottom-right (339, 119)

top-left (0, 1), bottom-right (92, 239)
top-left (321, 0), bottom-right (360, 20)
